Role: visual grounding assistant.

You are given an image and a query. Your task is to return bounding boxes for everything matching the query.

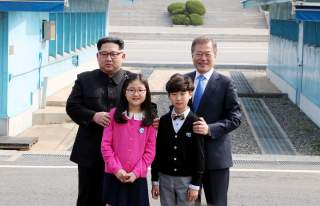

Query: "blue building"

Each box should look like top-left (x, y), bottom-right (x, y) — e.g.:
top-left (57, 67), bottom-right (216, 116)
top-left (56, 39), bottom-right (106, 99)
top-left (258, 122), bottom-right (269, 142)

top-left (242, 0), bottom-right (320, 127)
top-left (0, 0), bottom-right (109, 136)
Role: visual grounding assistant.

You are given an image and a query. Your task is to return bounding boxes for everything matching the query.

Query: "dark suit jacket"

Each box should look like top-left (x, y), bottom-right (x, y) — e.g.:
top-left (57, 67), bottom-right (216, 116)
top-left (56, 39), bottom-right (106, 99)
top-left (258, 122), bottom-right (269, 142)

top-left (151, 110), bottom-right (205, 186)
top-left (186, 71), bottom-right (241, 170)
top-left (66, 69), bottom-right (130, 168)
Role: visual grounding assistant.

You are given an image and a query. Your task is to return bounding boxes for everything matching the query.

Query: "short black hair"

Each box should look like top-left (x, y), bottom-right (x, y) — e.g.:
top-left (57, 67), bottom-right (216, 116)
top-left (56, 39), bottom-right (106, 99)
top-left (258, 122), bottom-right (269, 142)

top-left (166, 73), bottom-right (194, 93)
top-left (97, 36), bottom-right (124, 51)
top-left (114, 73), bottom-right (156, 126)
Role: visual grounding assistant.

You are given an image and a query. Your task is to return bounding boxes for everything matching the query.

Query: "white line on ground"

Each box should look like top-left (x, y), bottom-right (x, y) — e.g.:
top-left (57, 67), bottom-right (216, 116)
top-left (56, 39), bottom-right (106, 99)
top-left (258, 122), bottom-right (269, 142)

top-left (0, 165), bottom-right (77, 169)
top-left (231, 168), bottom-right (320, 174)
top-left (1, 165), bottom-right (320, 174)
top-left (6, 153), bottom-right (22, 161)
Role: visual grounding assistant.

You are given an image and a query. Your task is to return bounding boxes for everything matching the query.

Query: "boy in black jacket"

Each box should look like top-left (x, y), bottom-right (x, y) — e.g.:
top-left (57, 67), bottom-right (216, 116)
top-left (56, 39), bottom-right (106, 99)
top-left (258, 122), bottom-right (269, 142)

top-left (151, 73), bottom-right (205, 206)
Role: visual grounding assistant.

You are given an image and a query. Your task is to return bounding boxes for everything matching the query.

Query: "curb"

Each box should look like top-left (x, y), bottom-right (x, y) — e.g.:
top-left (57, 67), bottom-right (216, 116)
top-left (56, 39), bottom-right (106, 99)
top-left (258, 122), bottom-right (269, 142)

top-left (123, 62), bottom-right (267, 70)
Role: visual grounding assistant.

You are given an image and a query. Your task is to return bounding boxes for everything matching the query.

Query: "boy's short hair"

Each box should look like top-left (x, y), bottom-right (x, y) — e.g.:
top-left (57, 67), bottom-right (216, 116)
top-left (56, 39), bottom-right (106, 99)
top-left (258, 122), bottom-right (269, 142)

top-left (166, 73), bottom-right (194, 93)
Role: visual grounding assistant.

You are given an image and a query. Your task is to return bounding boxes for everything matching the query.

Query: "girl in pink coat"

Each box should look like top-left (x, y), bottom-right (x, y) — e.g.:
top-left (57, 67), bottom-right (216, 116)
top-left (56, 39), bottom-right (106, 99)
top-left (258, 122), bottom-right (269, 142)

top-left (101, 73), bottom-right (157, 206)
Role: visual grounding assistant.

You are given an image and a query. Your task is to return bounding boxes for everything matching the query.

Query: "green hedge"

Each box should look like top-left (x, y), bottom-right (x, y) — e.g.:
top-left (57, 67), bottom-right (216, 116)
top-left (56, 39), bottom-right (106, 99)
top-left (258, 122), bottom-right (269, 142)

top-left (186, 0), bottom-right (206, 16)
top-left (168, 0), bottom-right (206, 25)
top-left (189, 13), bottom-right (203, 25)
top-left (168, 2), bottom-right (186, 14)
top-left (171, 14), bottom-right (190, 25)
top-left (171, 8), bottom-right (185, 15)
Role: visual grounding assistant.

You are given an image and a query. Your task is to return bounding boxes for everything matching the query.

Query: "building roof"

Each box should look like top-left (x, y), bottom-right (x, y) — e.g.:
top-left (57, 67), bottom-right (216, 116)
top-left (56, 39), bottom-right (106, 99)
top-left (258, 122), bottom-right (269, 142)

top-left (241, 0), bottom-right (320, 21)
top-left (0, 0), bottom-right (66, 12)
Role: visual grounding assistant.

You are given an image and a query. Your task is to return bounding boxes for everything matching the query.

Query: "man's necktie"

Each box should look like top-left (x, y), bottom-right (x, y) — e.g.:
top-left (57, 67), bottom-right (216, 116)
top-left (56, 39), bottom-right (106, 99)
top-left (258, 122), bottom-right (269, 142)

top-left (172, 113), bottom-right (185, 120)
top-left (193, 75), bottom-right (205, 112)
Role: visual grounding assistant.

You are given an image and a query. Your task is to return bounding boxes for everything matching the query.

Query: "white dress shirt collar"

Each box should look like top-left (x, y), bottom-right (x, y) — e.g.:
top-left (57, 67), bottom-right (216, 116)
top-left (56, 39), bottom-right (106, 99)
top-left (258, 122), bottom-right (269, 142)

top-left (195, 68), bottom-right (214, 81)
top-left (171, 107), bottom-right (190, 133)
top-left (123, 110), bottom-right (144, 120)
top-left (171, 107), bottom-right (190, 119)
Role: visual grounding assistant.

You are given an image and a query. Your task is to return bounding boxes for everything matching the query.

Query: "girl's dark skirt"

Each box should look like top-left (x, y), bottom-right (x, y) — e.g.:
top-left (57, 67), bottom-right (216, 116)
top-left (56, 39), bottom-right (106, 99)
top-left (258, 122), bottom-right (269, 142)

top-left (102, 173), bottom-right (150, 206)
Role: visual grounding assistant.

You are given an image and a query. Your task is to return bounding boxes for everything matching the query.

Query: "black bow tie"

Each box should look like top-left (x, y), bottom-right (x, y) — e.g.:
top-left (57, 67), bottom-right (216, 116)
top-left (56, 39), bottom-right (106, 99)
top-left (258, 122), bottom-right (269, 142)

top-left (172, 113), bottom-right (185, 120)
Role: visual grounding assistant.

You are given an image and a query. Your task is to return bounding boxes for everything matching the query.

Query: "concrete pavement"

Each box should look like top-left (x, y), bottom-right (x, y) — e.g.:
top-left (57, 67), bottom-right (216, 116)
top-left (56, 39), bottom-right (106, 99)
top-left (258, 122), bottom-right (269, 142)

top-left (123, 40), bottom-right (268, 66)
top-left (1, 152), bottom-right (320, 206)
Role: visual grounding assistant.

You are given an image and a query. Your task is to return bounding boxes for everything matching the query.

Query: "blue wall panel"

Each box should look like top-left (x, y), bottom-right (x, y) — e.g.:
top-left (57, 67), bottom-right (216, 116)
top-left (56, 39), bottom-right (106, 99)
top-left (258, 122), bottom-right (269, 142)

top-left (102, 12), bottom-right (106, 37)
top-left (0, 12), bottom-right (8, 118)
top-left (87, 13), bottom-right (92, 45)
top-left (49, 13), bottom-right (57, 57)
top-left (302, 45), bottom-right (320, 107)
top-left (63, 13), bottom-right (70, 53)
top-left (268, 35), bottom-right (299, 89)
top-left (7, 12), bottom-right (48, 116)
top-left (57, 13), bottom-right (64, 55)
top-left (98, 13), bottom-right (102, 38)
top-left (304, 22), bottom-right (320, 47)
top-left (81, 13), bottom-right (87, 47)
top-left (92, 13), bottom-right (96, 44)
top-left (269, 20), bottom-right (320, 109)
top-left (302, 21), bottom-right (320, 107)
top-left (103, 12), bottom-right (107, 36)
top-left (66, 0), bottom-right (107, 12)
top-left (76, 13), bottom-right (82, 49)
top-left (270, 19), bottom-right (299, 42)
top-left (70, 13), bottom-right (76, 51)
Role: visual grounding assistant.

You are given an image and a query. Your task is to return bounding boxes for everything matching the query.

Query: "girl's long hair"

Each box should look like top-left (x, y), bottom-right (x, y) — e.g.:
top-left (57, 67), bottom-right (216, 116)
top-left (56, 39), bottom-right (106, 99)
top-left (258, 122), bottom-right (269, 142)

top-left (114, 73), bottom-right (155, 126)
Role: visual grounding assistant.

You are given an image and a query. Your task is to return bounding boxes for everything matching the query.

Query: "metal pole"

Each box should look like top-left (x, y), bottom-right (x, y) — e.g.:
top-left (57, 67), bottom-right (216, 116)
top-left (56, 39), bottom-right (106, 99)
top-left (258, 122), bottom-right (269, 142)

top-left (296, 21), bottom-right (304, 106)
top-left (106, 0), bottom-right (109, 36)
top-left (40, 77), bottom-right (48, 109)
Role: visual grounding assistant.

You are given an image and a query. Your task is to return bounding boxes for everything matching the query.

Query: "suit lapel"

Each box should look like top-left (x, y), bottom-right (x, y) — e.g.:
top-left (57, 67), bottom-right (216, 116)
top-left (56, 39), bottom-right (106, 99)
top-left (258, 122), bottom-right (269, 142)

top-left (189, 71), bottom-right (196, 81)
top-left (166, 113), bottom-right (176, 134)
top-left (197, 71), bottom-right (220, 115)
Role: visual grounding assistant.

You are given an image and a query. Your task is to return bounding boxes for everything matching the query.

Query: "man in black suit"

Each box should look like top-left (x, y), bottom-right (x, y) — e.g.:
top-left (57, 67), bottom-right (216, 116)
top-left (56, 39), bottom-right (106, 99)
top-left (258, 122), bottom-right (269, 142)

top-left (187, 36), bottom-right (241, 206)
top-left (66, 37), bottom-right (131, 206)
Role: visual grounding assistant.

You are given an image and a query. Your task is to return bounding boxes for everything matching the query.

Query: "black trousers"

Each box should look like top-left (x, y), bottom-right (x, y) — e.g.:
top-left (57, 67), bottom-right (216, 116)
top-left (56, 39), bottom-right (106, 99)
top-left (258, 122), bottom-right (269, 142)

top-left (202, 168), bottom-right (230, 206)
top-left (77, 165), bottom-right (104, 206)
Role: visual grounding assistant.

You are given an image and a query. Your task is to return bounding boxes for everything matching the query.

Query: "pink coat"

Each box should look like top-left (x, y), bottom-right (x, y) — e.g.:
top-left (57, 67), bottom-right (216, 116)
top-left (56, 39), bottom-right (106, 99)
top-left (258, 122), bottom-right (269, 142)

top-left (101, 108), bottom-right (156, 178)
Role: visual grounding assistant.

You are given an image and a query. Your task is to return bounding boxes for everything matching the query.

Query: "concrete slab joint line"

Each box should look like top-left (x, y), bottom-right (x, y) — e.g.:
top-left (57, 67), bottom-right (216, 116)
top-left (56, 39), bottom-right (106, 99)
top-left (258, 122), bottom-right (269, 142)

top-left (123, 63), bottom-right (267, 70)
top-left (230, 71), bottom-right (255, 94)
top-left (240, 98), bottom-right (297, 155)
top-left (55, 124), bottom-right (78, 151)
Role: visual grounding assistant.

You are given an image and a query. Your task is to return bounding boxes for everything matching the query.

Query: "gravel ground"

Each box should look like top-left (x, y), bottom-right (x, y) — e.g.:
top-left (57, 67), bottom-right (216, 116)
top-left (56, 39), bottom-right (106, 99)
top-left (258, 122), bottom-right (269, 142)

top-left (263, 97), bottom-right (320, 156)
top-left (230, 104), bottom-right (260, 154)
top-left (151, 94), bottom-right (261, 154)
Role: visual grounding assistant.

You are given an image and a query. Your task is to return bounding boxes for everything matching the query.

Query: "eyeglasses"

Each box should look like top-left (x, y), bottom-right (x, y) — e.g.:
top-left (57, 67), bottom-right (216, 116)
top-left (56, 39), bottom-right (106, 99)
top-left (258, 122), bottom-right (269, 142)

top-left (98, 51), bottom-right (123, 59)
top-left (126, 88), bottom-right (147, 95)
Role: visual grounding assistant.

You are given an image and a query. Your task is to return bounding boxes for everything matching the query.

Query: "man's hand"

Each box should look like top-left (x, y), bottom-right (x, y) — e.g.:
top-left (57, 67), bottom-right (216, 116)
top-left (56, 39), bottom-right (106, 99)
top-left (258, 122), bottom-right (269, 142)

top-left (152, 118), bottom-right (160, 129)
top-left (193, 117), bottom-right (209, 135)
top-left (124, 172), bottom-right (137, 183)
top-left (187, 188), bottom-right (199, 202)
top-left (92, 112), bottom-right (110, 127)
top-left (115, 169), bottom-right (128, 183)
top-left (151, 185), bottom-right (160, 199)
